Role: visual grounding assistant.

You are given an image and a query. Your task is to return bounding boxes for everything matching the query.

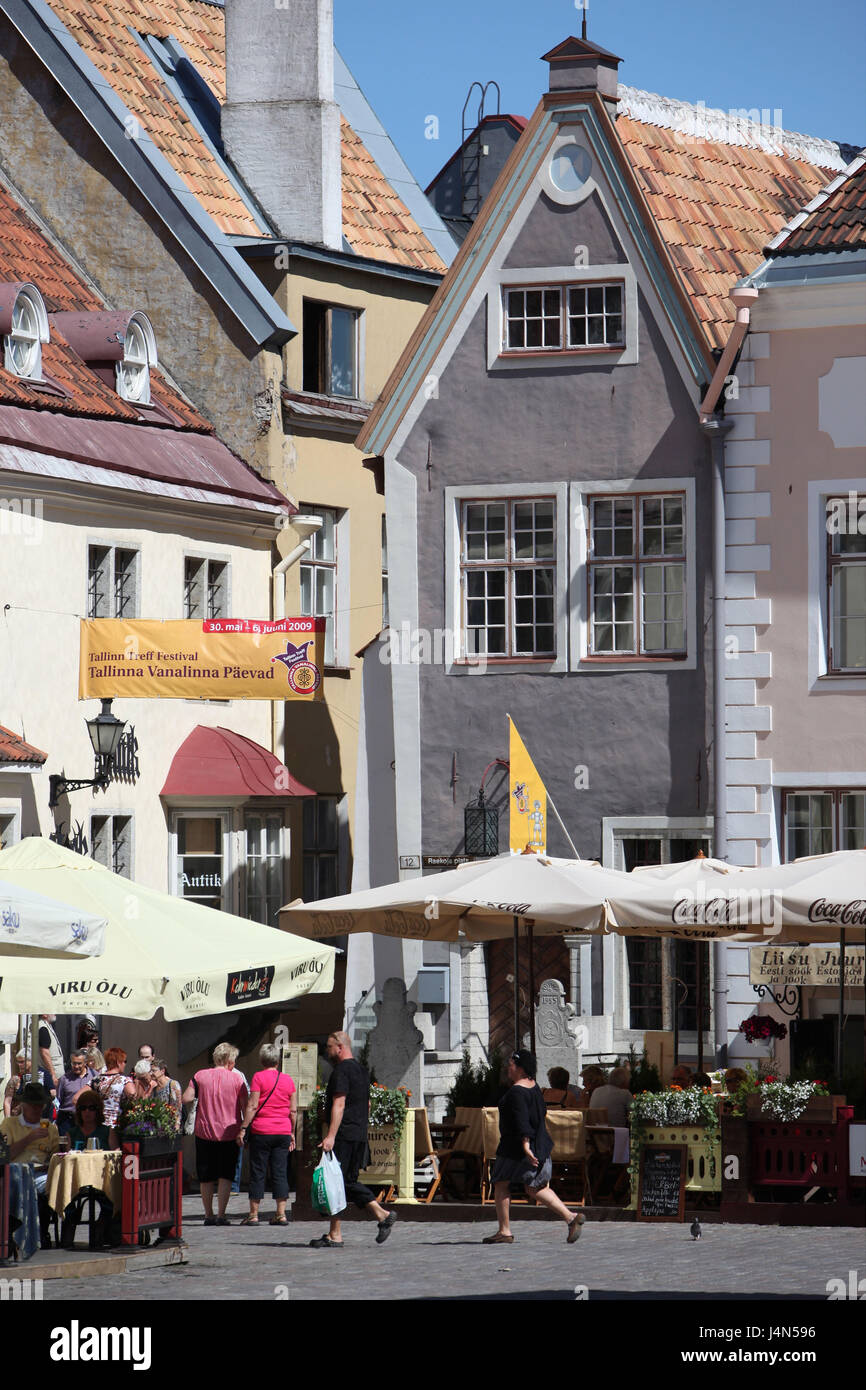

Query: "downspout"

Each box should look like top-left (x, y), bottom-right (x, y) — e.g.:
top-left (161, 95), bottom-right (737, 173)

top-left (698, 285), bottom-right (759, 1064)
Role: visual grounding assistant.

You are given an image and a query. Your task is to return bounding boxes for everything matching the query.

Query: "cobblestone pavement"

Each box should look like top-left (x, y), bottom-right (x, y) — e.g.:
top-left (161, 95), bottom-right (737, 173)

top-left (41, 1195), bottom-right (865, 1301)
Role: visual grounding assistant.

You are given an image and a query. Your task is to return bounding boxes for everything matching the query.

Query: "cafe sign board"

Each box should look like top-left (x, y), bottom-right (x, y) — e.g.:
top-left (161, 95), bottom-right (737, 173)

top-left (750, 945), bottom-right (865, 988)
top-left (280, 1043), bottom-right (318, 1110)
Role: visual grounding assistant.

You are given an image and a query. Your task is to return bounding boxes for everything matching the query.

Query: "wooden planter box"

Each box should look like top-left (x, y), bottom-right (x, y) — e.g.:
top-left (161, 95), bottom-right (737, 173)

top-left (121, 1139), bottom-right (183, 1246)
top-left (720, 1114), bottom-right (750, 1202)
top-left (629, 1125), bottom-right (721, 1208)
top-left (358, 1119), bottom-right (417, 1204)
top-left (746, 1094), bottom-right (845, 1122)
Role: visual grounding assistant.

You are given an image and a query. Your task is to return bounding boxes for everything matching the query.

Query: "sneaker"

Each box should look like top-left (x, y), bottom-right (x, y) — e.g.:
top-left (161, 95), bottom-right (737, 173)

top-left (376, 1211), bottom-right (397, 1245)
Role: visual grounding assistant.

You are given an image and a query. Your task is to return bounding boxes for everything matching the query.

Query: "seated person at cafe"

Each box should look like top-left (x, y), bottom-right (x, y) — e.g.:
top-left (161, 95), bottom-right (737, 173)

top-left (691, 1071), bottom-right (714, 1089)
top-left (576, 1064), bottom-right (607, 1109)
top-left (542, 1067), bottom-right (580, 1109)
top-left (55, 1051), bottom-right (95, 1134)
top-left (670, 1064), bottom-right (693, 1088)
top-left (724, 1067), bottom-right (749, 1094)
top-left (588, 1067), bottom-right (633, 1127)
top-left (67, 1090), bottom-right (118, 1150)
top-left (0, 1082), bottom-right (60, 1245)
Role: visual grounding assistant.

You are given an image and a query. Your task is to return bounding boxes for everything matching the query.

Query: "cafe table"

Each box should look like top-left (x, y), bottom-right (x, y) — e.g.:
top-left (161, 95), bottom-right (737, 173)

top-left (45, 1149), bottom-right (122, 1224)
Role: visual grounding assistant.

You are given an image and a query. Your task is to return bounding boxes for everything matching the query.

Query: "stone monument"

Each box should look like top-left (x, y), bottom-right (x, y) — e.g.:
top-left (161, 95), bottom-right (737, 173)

top-left (366, 976), bottom-right (424, 1101)
top-left (533, 977), bottom-right (584, 1090)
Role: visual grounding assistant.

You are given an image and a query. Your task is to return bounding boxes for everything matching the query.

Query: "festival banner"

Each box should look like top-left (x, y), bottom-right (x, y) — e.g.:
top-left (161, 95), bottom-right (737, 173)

top-left (508, 715), bottom-right (547, 853)
top-left (79, 618), bottom-right (325, 701)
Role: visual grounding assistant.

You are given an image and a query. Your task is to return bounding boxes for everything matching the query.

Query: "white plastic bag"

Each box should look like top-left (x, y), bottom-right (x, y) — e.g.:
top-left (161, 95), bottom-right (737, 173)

top-left (311, 1150), bottom-right (346, 1216)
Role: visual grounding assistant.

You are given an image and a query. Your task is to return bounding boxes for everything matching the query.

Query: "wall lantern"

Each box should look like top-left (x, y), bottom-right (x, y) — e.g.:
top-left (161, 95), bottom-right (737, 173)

top-left (49, 699), bottom-right (126, 807)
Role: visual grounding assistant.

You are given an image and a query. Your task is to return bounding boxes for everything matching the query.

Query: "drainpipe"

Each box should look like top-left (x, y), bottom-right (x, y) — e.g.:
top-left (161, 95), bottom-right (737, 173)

top-left (270, 514), bottom-right (323, 759)
top-left (698, 285), bottom-right (758, 1063)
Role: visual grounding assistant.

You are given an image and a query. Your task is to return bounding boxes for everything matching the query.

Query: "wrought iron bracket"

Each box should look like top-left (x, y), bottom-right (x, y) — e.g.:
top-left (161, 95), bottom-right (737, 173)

top-left (751, 982), bottom-right (801, 1017)
top-left (48, 772), bottom-right (109, 808)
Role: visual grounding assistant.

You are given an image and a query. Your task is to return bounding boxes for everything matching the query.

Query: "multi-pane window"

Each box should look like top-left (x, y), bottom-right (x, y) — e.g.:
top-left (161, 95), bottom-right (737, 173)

top-left (620, 834), bottom-right (712, 1032)
top-left (827, 496), bottom-right (866, 672)
top-left (87, 545), bottom-right (139, 619)
top-left (184, 557), bottom-right (228, 619)
top-left (91, 814), bottom-right (132, 879)
top-left (175, 815), bottom-right (225, 911)
top-left (245, 813), bottom-right (283, 925)
top-left (588, 494), bottom-right (685, 656)
top-left (302, 301), bottom-right (359, 398)
top-left (784, 790), bottom-right (866, 860)
top-left (461, 499), bottom-right (555, 657)
top-left (503, 283), bottom-right (624, 353)
top-left (381, 515), bottom-right (389, 629)
top-left (299, 507), bottom-right (337, 665)
top-left (303, 797), bottom-right (339, 902)
top-left (5, 291), bottom-right (42, 378)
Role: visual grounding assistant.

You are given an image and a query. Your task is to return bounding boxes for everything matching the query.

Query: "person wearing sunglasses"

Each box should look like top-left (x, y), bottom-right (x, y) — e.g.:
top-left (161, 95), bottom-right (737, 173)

top-left (67, 1089), bottom-right (119, 1151)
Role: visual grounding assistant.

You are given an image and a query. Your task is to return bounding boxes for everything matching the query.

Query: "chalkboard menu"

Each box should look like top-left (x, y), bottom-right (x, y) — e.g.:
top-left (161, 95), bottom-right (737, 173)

top-left (637, 1144), bottom-right (687, 1222)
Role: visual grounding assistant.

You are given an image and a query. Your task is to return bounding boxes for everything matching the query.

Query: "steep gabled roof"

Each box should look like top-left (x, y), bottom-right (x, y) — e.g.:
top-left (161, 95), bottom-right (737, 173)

top-left (33, 0), bottom-right (451, 273)
top-left (765, 151), bottom-right (866, 256)
top-left (616, 87), bottom-right (851, 349)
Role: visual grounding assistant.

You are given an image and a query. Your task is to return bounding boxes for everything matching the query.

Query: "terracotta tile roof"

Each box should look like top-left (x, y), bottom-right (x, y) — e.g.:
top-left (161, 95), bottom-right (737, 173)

top-left (43, 0), bottom-right (446, 272)
top-left (0, 724), bottom-right (47, 764)
top-left (0, 182), bottom-right (211, 429)
top-left (767, 153), bottom-right (866, 255)
top-left (616, 87), bottom-right (853, 350)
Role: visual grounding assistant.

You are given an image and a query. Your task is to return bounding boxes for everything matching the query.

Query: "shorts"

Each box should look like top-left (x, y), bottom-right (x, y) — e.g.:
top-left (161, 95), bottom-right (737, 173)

top-left (490, 1153), bottom-right (554, 1190)
top-left (195, 1137), bottom-right (238, 1183)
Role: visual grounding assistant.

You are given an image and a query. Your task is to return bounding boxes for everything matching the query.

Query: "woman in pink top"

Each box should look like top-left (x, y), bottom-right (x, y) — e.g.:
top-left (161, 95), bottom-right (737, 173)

top-left (237, 1042), bottom-right (297, 1226)
top-left (182, 1042), bottom-right (248, 1226)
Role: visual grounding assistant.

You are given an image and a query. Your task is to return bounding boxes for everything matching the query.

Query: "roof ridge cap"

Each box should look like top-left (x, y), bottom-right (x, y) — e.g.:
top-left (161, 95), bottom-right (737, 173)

top-left (616, 83), bottom-right (849, 168)
top-left (765, 148), bottom-right (866, 252)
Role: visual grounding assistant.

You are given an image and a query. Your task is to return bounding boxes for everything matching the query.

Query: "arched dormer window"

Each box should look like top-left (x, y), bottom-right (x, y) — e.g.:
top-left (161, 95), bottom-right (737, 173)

top-left (1, 283), bottom-right (50, 380)
top-left (116, 312), bottom-right (157, 404)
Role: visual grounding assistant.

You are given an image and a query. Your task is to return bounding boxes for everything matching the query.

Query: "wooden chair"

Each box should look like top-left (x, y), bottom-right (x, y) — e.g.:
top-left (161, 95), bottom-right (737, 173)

top-left (412, 1109), bottom-right (463, 1204)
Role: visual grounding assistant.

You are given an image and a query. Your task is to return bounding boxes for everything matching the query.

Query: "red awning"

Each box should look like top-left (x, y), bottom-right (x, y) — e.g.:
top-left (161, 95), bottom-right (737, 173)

top-left (160, 726), bottom-right (315, 799)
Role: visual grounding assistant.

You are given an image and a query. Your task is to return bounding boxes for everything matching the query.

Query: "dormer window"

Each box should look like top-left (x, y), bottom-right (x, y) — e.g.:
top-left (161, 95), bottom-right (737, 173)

top-left (2, 284), bottom-right (50, 380)
top-left (116, 313), bottom-right (155, 403)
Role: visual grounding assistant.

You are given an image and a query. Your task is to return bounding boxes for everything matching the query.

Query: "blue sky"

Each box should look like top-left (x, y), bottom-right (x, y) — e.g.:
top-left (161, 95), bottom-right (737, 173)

top-left (334, 0), bottom-right (866, 189)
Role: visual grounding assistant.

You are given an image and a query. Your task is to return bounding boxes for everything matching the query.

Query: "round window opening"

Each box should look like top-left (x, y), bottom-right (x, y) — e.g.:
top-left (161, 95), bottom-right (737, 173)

top-left (549, 144), bottom-right (592, 194)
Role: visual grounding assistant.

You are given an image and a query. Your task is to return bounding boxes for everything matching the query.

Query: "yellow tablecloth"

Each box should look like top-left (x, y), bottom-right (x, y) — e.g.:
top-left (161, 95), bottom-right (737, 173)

top-left (45, 1151), bottom-right (122, 1214)
top-left (481, 1108), bottom-right (587, 1159)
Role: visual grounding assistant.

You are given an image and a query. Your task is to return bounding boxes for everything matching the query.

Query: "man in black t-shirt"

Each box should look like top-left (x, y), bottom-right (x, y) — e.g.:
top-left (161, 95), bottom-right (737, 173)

top-left (310, 1031), bottom-right (396, 1249)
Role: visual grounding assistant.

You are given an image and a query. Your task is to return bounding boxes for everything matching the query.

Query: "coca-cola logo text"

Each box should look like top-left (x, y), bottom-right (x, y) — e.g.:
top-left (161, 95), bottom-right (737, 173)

top-left (807, 898), bottom-right (866, 926)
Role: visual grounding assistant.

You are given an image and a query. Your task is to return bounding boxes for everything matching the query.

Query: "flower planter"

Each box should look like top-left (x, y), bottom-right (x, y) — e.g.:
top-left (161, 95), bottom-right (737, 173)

top-left (629, 1125), bottom-right (720, 1209)
top-left (746, 1094), bottom-right (844, 1123)
top-left (120, 1139), bottom-right (183, 1246)
top-left (358, 1117), bottom-right (417, 1203)
top-left (720, 1114), bottom-right (750, 1201)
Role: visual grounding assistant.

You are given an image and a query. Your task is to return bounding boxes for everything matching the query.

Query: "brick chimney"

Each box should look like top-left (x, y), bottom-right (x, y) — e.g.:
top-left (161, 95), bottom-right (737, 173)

top-left (541, 36), bottom-right (621, 107)
top-left (222, 0), bottom-right (342, 249)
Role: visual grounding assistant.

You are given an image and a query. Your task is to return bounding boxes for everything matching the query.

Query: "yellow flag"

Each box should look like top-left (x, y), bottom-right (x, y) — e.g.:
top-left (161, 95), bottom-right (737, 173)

top-left (509, 716), bottom-right (547, 853)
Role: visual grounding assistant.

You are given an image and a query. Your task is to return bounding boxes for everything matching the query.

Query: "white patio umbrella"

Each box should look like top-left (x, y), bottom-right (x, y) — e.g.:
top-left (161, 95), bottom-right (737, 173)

top-left (0, 838), bottom-right (335, 1021)
top-left (0, 878), bottom-right (107, 959)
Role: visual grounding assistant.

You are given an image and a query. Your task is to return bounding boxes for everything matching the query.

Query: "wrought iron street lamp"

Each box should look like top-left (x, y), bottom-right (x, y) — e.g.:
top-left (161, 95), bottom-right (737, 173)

top-left (48, 699), bottom-right (126, 807)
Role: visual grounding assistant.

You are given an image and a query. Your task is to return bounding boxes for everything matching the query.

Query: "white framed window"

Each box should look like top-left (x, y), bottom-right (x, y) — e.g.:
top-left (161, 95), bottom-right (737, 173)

top-left (784, 789), bottom-right (866, 861)
top-left (303, 796), bottom-right (339, 902)
top-left (571, 478), bottom-right (696, 671)
top-left (116, 313), bottom-right (156, 404)
top-left (245, 812), bottom-right (285, 925)
top-left (90, 813), bottom-right (133, 879)
top-left (3, 285), bottom-right (49, 380)
top-left (300, 507), bottom-right (342, 666)
top-left (0, 806), bottom-right (21, 850)
top-left (87, 544), bottom-right (140, 619)
top-left (827, 494), bottom-right (865, 673)
top-left (171, 811), bottom-right (230, 912)
top-left (588, 493), bottom-right (686, 657)
top-left (808, 480), bottom-right (866, 691)
top-left (445, 483), bottom-right (568, 672)
top-left (302, 301), bottom-right (361, 399)
top-left (488, 265), bottom-right (638, 371)
top-left (184, 556), bottom-right (229, 619)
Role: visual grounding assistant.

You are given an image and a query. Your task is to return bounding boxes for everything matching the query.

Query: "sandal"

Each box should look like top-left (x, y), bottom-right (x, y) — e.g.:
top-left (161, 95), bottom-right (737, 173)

top-left (239, 1216), bottom-right (260, 1226)
top-left (269, 1216), bottom-right (289, 1226)
top-left (482, 1232), bottom-right (514, 1244)
top-left (308, 1234), bottom-right (344, 1248)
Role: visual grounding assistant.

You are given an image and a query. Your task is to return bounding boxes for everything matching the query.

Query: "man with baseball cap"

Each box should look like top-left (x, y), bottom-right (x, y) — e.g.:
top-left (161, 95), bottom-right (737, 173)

top-left (0, 1082), bottom-right (60, 1248)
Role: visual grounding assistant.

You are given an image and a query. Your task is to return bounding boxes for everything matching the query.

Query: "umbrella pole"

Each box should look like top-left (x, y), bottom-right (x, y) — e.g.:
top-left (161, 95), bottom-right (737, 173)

top-left (697, 942), bottom-right (705, 1074)
top-left (30, 1014), bottom-right (38, 1083)
top-left (513, 916), bottom-right (520, 1052)
top-left (835, 929), bottom-right (846, 1081)
top-left (527, 921), bottom-right (536, 1057)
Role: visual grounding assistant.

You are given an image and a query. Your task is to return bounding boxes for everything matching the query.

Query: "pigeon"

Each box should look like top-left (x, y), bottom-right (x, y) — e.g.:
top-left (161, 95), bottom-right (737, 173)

top-left (690, 1218), bottom-right (702, 1240)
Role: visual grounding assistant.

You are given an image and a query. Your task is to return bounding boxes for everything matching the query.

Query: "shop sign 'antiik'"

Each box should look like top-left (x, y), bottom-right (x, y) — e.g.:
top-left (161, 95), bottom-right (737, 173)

top-left (750, 945), bottom-right (865, 988)
top-left (79, 618), bottom-right (325, 701)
